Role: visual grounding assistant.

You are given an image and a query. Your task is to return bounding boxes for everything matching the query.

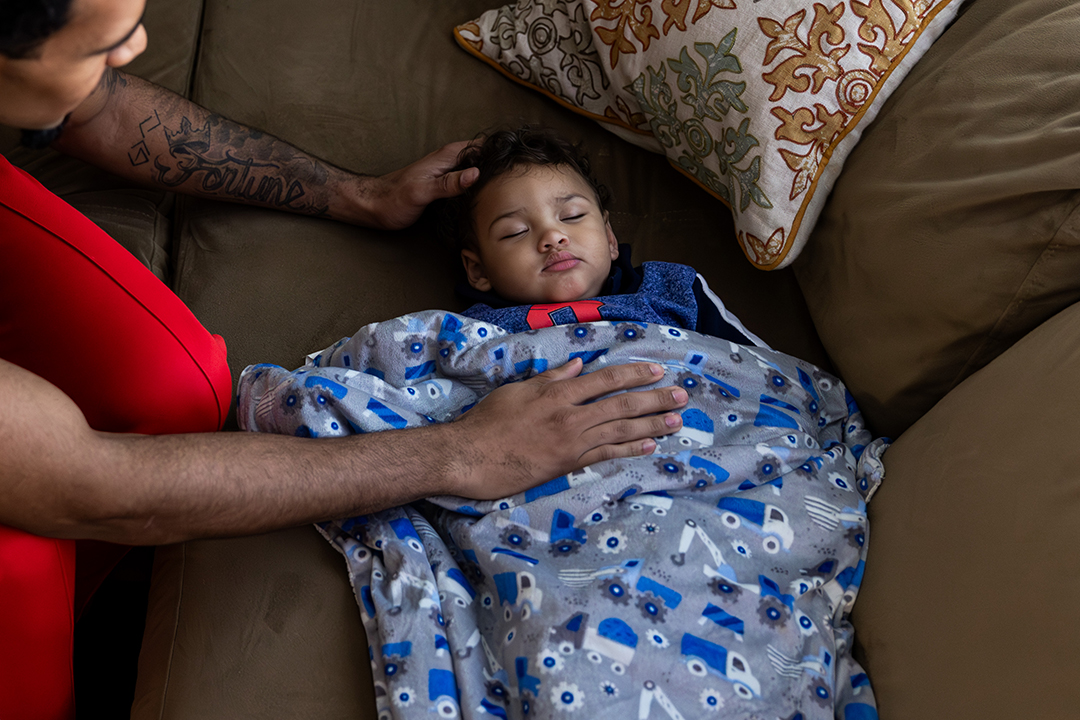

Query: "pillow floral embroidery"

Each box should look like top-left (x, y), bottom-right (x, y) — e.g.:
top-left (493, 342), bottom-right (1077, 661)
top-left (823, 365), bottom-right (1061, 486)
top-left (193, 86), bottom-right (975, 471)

top-left (455, 0), bottom-right (962, 269)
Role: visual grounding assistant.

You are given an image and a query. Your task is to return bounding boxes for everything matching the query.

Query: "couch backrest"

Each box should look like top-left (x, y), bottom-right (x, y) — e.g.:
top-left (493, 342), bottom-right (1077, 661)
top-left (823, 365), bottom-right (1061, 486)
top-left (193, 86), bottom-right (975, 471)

top-left (169, 0), bottom-right (828, 425)
top-left (794, 0), bottom-right (1080, 438)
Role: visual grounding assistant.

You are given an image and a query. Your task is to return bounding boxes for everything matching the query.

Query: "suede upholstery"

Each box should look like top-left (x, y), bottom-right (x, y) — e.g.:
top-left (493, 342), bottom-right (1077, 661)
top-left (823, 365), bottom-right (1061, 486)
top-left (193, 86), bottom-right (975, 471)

top-left (5, 0), bottom-right (1079, 718)
top-left (794, 0), bottom-right (1080, 440)
top-left (850, 298), bottom-right (1080, 720)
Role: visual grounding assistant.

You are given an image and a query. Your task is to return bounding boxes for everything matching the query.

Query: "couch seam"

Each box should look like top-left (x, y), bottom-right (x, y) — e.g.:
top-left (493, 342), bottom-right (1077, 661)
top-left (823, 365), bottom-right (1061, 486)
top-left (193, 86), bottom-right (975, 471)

top-left (185, 1), bottom-right (209, 102)
top-left (156, 542), bottom-right (185, 720)
top-left (169, 198), bottom-right (191, 298)
top-left (165, 0), bottom-right (208, 293)
top-left (947, 191), bottom-right (1080, 392)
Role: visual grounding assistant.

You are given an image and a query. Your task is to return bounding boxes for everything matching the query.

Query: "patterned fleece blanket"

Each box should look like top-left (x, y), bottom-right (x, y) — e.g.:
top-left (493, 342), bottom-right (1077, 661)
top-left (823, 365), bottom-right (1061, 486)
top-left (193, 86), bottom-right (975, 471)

top-left (238, 311), bottom-right (886, 720)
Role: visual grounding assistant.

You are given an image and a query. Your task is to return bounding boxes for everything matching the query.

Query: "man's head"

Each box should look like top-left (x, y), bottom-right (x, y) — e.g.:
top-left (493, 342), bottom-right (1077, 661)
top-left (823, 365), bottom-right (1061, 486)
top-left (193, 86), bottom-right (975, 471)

top-left (440, 127), bottom-right (619, 305)
top-left (0, 0), bottom-right (146, 132)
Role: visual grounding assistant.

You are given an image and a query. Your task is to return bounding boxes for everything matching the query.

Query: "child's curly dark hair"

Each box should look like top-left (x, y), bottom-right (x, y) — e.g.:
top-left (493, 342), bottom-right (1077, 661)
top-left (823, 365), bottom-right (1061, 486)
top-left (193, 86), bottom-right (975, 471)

top-left (435, 126), bottom-right (611, 252)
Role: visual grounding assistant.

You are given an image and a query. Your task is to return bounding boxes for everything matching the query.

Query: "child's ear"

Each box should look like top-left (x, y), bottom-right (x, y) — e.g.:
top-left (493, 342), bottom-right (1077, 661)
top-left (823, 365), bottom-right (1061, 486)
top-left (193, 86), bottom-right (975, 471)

top-left (603, 211), bottom-right (619, 260)
top-left (461, 249), bottom-right (493, 292)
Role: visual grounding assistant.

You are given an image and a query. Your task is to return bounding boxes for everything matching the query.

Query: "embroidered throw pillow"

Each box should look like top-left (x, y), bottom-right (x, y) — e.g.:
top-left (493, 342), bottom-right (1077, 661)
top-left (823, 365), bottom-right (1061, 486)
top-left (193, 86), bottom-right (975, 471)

top-left (455, 0), bottom-right (962, 269)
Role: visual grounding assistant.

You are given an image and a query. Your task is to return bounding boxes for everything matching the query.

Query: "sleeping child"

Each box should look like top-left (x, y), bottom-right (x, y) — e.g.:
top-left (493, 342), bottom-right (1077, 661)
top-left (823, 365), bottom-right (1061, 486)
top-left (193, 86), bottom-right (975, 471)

top-left (236, 127), bottom-right (886, 720)
top-left (439, 126), bottom-right (764, 347)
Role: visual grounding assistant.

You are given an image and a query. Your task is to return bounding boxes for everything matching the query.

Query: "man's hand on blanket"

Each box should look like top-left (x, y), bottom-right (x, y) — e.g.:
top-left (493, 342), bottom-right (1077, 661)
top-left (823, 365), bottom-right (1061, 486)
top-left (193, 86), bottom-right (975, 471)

top-left (448, 358), bottom-right (687, 499)
top-left (351, 140), bottom-right (480, 230)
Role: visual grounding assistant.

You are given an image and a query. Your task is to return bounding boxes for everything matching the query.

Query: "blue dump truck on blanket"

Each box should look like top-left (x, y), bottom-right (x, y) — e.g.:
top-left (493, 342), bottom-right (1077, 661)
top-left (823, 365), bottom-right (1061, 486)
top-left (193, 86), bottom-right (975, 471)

top-left (437, 567), bottom-right (476, 609)
top-left (493, 570), bottom-right (543, 622)
top-left (716, 496), bottom-right (794, 553)
top-left (680, 632), bottom-right (761, 699)
top-left (428, 668), bottom-right (460, 718)
top-left (550, 612), bottom-right (638, 674)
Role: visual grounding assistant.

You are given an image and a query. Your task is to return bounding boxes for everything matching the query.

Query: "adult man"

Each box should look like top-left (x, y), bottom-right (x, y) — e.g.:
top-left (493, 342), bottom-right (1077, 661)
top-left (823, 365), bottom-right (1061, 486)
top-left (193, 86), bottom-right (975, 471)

top-left (0, 0), bottom-right (688, 717)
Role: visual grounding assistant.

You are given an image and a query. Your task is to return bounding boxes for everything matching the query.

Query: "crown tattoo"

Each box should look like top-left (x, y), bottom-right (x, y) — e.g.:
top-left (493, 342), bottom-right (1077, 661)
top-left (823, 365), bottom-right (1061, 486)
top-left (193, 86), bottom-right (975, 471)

top-left (164, 117), bottom-right (212, 154)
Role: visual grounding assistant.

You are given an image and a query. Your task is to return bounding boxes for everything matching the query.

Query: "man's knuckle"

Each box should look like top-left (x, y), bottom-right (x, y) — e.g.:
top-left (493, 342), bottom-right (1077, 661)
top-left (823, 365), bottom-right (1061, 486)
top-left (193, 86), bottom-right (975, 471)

top-left (611, 419), bottom-right (635, 440)
top-left (615, 393), bottom-right (638, 415)
top-left (593, 425), bottom-right (616, 445)
top-left (541, 382), bottom-right (571, 403)
top-left (592, 365), bottom-right (619, 384)
top-left (550, 407), bottom-right (577, 428)
top-left (592, 445), bottom-right (617, 463)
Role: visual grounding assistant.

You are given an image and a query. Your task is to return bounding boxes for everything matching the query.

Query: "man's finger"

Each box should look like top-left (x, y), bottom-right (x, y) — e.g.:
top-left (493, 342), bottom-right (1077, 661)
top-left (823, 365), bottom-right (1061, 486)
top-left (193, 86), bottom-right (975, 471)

top-left (577, 400), bottom-right (687, 466)
top-left (549, 362), bottom-right (668, 405)
top-left (576, 386), bottom-right (688, 431)
top-left (576, 416), bottom-right (683, 466)
top-left (528, 357), bottom-right (584, 385)
top-left (435, 166), bottom-right (480, 198)
top-left (435, 139), bottom-right (472, 157)
top-left (578, 410), bottom-right (683, 454)
top-left (426, 140), bottom-right (473, 176)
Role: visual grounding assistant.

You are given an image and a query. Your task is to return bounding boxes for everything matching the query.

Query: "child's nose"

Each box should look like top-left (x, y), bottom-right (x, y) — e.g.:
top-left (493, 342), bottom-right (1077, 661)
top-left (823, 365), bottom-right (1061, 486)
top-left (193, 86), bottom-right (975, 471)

top-left (538, 228), bottom-right (568, 250)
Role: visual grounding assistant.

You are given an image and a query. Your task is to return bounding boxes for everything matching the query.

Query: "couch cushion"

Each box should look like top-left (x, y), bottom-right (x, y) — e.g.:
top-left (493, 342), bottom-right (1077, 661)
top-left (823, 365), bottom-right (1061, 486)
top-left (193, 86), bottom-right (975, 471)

top-left (455, 0), bottom-right (963, 270)
top-left (131, 528), bottom-right (376, 720)
top-left (852, 298), bottom-right (1080, 719)
top-left (174, 0), bottom-right (829, 410)
top-left (794, 0), bottom-right (1080, 439)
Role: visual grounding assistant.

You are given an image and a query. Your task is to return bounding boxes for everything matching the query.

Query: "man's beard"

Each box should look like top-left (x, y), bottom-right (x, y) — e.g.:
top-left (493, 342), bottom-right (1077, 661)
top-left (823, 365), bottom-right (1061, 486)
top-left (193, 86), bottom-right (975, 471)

top-left (19, 114), bottom-right (69, 149)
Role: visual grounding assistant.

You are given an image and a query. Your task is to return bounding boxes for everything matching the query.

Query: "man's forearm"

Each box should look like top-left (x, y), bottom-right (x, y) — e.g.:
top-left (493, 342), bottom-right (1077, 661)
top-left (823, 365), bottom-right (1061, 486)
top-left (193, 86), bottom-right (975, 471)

top-left (69, 425), bottom-right (462, 545)
top-left (2, 358), bottom-right (685, 546)
top-left (54, 69), bottom-right (373, 225)
top-left (0, 356), bottom-right (457, 544)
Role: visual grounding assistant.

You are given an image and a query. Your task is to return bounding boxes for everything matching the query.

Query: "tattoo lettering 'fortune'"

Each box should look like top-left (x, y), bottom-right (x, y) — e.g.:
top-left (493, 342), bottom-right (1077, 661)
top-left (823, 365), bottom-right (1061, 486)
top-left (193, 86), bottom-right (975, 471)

top-left (133, 113), bottom-right (329, 216)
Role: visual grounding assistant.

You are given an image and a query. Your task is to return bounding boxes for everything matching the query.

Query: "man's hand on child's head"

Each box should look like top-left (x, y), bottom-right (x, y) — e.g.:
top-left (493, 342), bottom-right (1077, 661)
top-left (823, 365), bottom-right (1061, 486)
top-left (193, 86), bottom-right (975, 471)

top-left (444, 358), bottom-right (688, 500)
top-left (346, 141), bottom-right (479, 230)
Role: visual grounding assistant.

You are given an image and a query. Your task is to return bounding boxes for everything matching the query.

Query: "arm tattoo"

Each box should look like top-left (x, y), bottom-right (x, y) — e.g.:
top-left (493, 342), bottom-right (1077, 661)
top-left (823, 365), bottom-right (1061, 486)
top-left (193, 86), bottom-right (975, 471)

top-left (129, 111), bottom-right (331, 216)
top-left (101, 67), bottom-right (128, 95)
top-left (127, 110), bottom-right (159, 167)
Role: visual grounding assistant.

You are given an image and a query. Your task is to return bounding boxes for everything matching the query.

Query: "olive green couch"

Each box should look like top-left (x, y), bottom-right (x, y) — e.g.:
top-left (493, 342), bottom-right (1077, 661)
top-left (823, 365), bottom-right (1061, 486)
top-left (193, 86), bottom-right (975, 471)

top-left (5, 0), bottom-right (1079, 718)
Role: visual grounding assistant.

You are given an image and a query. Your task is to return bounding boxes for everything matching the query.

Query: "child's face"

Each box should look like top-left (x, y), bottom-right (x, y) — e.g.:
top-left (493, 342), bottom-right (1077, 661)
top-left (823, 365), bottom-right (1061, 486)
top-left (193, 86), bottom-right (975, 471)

top-left (461, 164), bottom-right (619, 305)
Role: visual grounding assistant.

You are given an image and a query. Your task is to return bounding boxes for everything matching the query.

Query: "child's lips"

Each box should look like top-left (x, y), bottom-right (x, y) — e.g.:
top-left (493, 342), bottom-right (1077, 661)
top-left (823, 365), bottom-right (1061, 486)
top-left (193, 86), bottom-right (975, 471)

top-left (544, 252), bottom-right (580, 272)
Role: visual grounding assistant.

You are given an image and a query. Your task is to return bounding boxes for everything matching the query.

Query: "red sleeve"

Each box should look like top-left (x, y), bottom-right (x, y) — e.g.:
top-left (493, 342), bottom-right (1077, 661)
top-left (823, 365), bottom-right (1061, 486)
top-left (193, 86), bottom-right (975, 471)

top-left (0, 155), bottom-right (231, 434)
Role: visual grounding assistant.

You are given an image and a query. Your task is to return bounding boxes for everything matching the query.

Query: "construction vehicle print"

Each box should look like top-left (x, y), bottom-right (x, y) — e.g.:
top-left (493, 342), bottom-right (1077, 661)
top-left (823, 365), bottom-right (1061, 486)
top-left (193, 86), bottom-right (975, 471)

top-left (436, 567), bottom-right (476, 609)
top-left (549, 509), bottom-right (588, 555)
top-left (637, 680), bottom-right (689, 719)
top-left (380, 641), bottom-right (412, 681)
top-left (387, 516), bottom-right (425, 554)
top-left (716, 496), bottom-right (794, 554)
top-left (493, 570), bottom-right (543, 621)
top-left (671, 519), bottom-right (740, 582)
top-left (699, 603), bottom-right (745, 641)
top-left (626, 492), bottom-right (674, 516)
top-left (804, 495), bottom-right (867, 533)
top-left (766, 644), bottom-right (834, 690)
top-left (549, 612), bottom-right (638, 674)
top-left (492, 509), bottom-right (587, 557)
top-left (382, 566), bottom-right (437, 616)
top-left (680, 632), bottom-right (761, 699)
top-left (427, 667), bottom-right (460, 718)
top-left (676, 518), bottom-right (788, 610)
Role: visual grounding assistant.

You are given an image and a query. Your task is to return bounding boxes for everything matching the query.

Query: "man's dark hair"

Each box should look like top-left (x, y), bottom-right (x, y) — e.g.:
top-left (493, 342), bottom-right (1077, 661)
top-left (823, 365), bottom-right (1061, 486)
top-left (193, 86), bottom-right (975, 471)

top-left (436, 126), bottom-right (611, 252)
top-left (0, 0), bottom-right (73, 59)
